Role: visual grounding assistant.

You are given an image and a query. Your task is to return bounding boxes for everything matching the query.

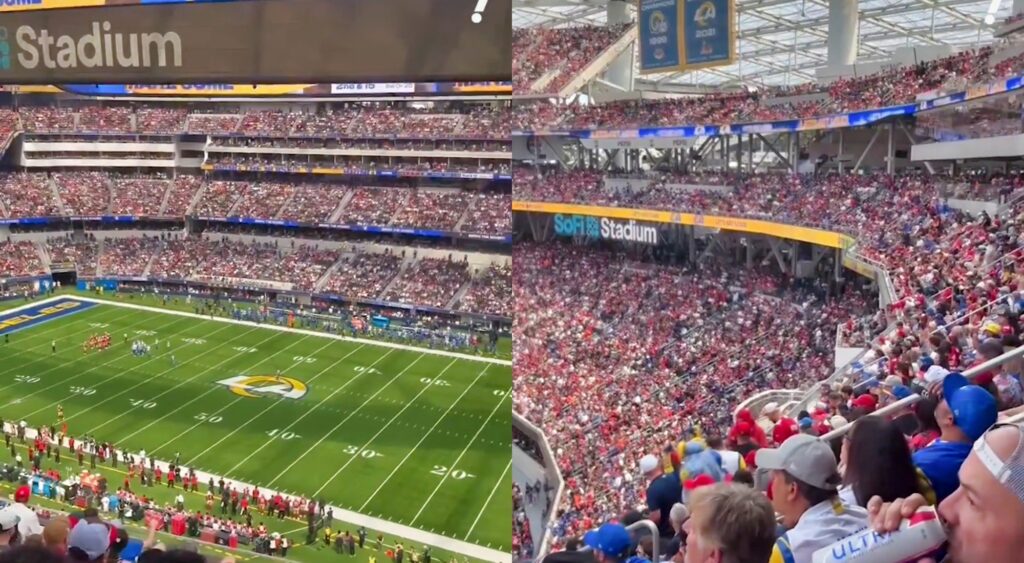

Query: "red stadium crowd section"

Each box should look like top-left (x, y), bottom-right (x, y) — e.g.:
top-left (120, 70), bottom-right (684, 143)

top-left (0, 172), bottom-right (510, 236)
top-left (10, 104), bottom-right (510, 139)
top-left (511, 44), bottom-right (1024, 131)
top-left (515, 167), bottom-right (1024, 549)
top-left (514, 24), bottom-right (632, 94)
top-left (1, 236), bottom-right (508, 316)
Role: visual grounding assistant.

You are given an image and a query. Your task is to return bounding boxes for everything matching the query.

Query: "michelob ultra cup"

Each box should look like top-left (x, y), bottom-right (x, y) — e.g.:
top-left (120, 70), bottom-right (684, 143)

top-left (812, 507), bottom-right (946, 563)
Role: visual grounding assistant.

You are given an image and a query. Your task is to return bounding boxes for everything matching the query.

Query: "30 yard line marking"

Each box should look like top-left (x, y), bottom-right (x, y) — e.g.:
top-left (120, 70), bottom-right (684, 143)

top-left (410, 390), bottom-right (510, 525)
top-left (305, 357), bottom-right (457, 496)
top-left (0, 313), bottom-right (196, 410)
top-left (229, 348), bottom-right (406, 479)
top-left (357, 364), bottom-right (490, 511)
top-left (115, 333), bottom-right (327, 452)
top-left (464, 459), bottom-right (510, 540)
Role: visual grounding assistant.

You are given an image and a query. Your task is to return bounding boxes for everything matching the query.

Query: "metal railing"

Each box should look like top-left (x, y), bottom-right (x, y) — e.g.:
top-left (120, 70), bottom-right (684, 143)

top-left (513, 412), bottom-right (565, 561)
top-left (819, 342), bottom-right (1024, 441)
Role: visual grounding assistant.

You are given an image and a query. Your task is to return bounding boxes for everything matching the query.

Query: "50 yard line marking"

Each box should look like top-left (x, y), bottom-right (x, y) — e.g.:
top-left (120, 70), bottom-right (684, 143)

top-left (410, 390), bottom-right (510, 525)
top-left (304, 357), bottom-right (457, 496)
top-left (144, 335), bottom-right (352, 462)
top-left (18, 320), bottom-right (243, 423)
top-left (83, 324), bottom-right (290, 435)
top-left (227, 348), bottom-right (409, 478)
top-left (357, 364), bottom-right (491, 511)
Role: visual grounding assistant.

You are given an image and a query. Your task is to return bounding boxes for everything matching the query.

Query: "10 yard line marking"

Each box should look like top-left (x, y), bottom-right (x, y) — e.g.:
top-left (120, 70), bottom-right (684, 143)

top-left (192, 345), bottom-right (387, 474)
top-left (231, 348), bottom-right (407, 480)
top-left (464, 459), bottom-right (511, 540)
top-left (410, 390), bottom-right (510, 525)
top-left (0, 307), bottom-right (139, 374)
top-left (1, 313), bottom-right (195, 409)
top-left (305, 357), bottom-right (456, 496)
top-left (357, 364), bottom-right (491, 511)
top-left (115, 335), bottom-right (325, 450)
top-left (22, 320), bottom-right (244, 424)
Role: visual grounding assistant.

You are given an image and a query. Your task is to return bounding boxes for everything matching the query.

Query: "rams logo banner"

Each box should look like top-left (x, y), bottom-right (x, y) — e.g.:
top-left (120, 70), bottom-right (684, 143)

top-left (216, 375), bottom-right (308, 400)
top-left (638, 0), bottom-right (735, 74)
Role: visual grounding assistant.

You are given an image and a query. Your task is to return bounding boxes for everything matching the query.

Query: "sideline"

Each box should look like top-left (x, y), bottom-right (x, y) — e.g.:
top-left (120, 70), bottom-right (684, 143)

top-left (2, 295), bottom-right (511, 562)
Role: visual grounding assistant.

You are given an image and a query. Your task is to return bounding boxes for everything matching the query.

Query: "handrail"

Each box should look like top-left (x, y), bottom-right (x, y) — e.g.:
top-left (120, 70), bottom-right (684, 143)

top-left (819, 342), bottom-right (1024, 441)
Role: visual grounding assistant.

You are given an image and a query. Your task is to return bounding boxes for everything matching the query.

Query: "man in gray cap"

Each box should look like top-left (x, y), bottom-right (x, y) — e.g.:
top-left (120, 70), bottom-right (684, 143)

top-left (756, 434), bottom-right (867, 563)
top-left (66, 520), bottom-right (110, 562)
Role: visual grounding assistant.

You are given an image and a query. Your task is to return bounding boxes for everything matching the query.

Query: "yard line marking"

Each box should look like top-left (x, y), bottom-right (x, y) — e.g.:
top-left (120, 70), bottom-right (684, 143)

top-left (19, 319), bottom-right (242, 423)
top-left (149, 336), bottom-right (352, 460)
top-left (304, 357), bottom-right (457, 496)
top-left (227, 348), bottom-right (404, 478)
top-left (0, 307), bottom-right (139, 372)
top-left (0, 313), bottom-right (195, 409)
top-left (410, 390), bottom-right (510, 525)
top-left (357, 364), bottom-right (491, 511)
top-left (115, 334), bottom-right (329, 449)
top-left (81, 324), bottom-right (275, 434)
top-left (463, 459), bottom-right (510, 540)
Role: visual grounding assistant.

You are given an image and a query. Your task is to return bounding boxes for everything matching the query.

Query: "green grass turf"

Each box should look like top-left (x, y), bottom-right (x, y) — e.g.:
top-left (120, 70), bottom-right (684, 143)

top-left (0, 297), bottom-right (511, 558)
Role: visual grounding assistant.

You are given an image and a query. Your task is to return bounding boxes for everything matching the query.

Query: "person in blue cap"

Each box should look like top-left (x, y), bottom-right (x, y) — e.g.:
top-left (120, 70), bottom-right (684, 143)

top-left (584, 523), bottom-right (633, 563)
top-left (913, 372), bottom-right (998, 503)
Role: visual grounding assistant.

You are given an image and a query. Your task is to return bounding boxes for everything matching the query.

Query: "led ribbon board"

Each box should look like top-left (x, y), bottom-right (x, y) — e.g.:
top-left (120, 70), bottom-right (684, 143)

top-left (0, 0), bottom-right (512, 83)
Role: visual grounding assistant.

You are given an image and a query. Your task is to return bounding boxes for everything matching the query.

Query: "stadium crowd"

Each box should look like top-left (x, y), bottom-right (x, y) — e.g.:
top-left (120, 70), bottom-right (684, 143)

top-left (514, 24), bottom-right (632, 94)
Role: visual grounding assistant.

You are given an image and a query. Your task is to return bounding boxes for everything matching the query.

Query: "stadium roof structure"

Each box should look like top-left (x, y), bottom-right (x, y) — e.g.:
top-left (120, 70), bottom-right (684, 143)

top-left (513, 0), bottom-right (1013, 88)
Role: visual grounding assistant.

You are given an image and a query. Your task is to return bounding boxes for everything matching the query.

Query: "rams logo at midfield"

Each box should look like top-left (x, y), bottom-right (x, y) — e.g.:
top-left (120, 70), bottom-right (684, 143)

top-left (216, 375), bottom-right (308, 400)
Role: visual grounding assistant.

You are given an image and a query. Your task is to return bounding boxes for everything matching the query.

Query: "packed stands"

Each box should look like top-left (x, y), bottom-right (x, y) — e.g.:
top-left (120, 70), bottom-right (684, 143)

top-left (53, 172), bottom-right (111, 216)
top-left (110, 177), bottom-right (172, 216)
top-left (322, 252), bottom-right (403, 301)
top-left (0, 172), bottom-right (63, 218)
top-left (459, 264), bottom-right (511, 317)
top-left (382, 257), bottom-right (471, 309)
top-left (45, 236), bottom-right (99, 277)
top-left (513, 24), bottom-right (632, 94)
top-left (97, 237), bottom-right (164, 277)
top-left (0, 241), bottom-right (46, 278)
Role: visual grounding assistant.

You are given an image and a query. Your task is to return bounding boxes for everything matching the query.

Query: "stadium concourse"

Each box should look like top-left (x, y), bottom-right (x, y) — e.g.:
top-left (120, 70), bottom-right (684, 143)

top-left (0, 95), bottom-right (512, 563)
top-left (512, 1), bottom-right (1024, 562)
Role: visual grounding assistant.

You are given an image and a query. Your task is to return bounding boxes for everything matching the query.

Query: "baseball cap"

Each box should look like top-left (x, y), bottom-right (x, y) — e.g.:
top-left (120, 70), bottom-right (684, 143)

top-left (733, 421), bottom-right (753, 438)
top-left (924, 365), bottom-right (950, 384)
top-left (583, 523), bottom-right (631, 559)
top-left (943, 372), bottom-right (998, 441)
top-left (638, 454), bottom-right (659, 474)
top-left (762, 402), bottom-right (780, 415)
top-left (829, 415), bottom-right (849, 429)
top-left (755, 434), bottom-right (840, 490)
top-left (852, 394), bottom-right (877, 412)
top-left (69, 521), bottom-right (111, 560)
top-left (0, 507), bottom-right (20, 534)
top-left (14, 486), bottom-right (30, 503)
top-left (772, 418), bottom-right (799, 445)
top-left (883, 375), bottom-right (902, 388)
top-left (798, 417), bottom-right (813, 430)
top-left (891, 385), bottom-right (912, 401)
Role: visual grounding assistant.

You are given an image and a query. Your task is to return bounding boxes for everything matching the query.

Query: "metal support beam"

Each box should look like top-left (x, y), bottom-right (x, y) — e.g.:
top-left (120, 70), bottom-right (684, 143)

top-left (887, 122), bottom-right (895, 175)
top-left (853, 127), bottom-right (883, 173)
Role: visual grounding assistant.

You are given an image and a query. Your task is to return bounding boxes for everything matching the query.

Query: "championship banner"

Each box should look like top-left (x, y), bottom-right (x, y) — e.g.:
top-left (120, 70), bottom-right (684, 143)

top-left (0, 0), bottom-right (511, 83)
top-left (681, 0), bottom-right (735, 69)
top-left (639, 0), bottom-right (735, 74)
top-left (638, 0), bottom-right (683, 74)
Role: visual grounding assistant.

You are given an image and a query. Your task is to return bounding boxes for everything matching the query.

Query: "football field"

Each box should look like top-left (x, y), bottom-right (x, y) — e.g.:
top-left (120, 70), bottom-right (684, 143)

top-left (0, 296), bottom-right (511, 557)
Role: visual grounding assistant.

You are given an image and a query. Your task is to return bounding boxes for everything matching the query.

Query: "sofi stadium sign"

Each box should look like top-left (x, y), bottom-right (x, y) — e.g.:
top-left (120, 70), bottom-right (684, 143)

top-left (553, 214), bottom-right (659, 244)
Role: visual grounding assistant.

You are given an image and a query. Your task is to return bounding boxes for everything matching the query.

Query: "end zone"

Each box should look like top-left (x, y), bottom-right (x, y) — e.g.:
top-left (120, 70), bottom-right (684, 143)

top-left (0, 298), bottom-right (97, 336)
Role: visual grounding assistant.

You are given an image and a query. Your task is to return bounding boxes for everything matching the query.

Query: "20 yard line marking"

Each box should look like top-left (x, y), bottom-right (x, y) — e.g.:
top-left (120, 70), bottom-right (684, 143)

top-left (1, 313), bottom-right (196, 410)
top-left (304, 357), bottom-right (458, 496)
top-left (357, 364), bottom-right (491, 511)
top-left (230, 348), bottom-right (408, 479)
top-left (410, 390), bottom-right (510, 525)
top-left (463, 459), bottom-right (510, 540)
top-left (117, 334), bottom-right (330, 450)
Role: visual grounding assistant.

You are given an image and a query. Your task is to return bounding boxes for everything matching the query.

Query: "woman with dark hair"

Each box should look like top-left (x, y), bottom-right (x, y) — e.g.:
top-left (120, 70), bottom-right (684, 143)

top-left (839, 416), bottom-right (925, 507)
top-left (909, 395), bottom-right (941, 452)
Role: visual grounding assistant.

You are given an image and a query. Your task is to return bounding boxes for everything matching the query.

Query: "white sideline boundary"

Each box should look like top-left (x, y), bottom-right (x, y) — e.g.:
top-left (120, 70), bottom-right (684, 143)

top-left (3, 295), bottom-right (512, 562)
top-left (47, 295), bottom-right (511, 367)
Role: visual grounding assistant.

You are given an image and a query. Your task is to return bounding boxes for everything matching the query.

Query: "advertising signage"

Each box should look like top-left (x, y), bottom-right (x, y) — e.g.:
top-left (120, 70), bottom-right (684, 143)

top-left (553, 213), bottom-right (660, 245)
top-left (0, 0), bottom-right (511, 83)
